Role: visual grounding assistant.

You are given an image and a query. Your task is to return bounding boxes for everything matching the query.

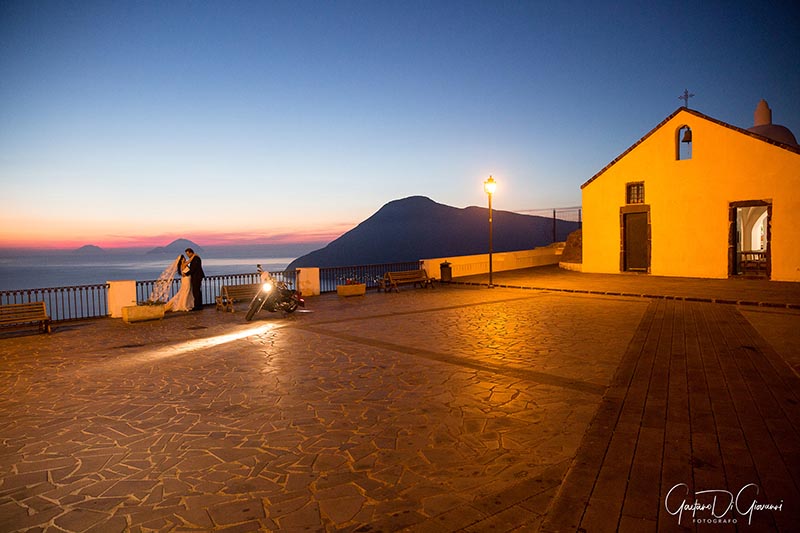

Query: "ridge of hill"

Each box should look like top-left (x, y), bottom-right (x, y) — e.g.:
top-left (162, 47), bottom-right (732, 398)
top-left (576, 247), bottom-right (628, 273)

top-left (146, 238), bottom-right (204, 255)
top-left (287, 196), bottom-right (579, 269)
top-left (74, 244), bottom-right (105, 254)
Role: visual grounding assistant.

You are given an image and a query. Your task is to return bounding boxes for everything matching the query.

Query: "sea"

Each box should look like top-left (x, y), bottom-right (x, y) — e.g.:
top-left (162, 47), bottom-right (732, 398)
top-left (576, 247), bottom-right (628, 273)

top-left (0, 248), bottom-right (299, 292)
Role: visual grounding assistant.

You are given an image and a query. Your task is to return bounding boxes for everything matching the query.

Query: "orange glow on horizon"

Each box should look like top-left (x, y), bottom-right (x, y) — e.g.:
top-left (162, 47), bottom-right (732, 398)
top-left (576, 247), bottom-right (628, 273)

top-left (0, 224), bottom-right (355, 250)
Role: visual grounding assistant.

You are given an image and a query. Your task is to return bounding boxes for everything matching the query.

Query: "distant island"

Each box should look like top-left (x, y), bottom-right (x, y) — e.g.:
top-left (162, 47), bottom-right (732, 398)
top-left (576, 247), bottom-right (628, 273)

top-left (146, 238), bottom-right (204, 255)
top-left (288, 196), bottom-right (580, 269)
top-left (74, 244), bottom-right (105, 254)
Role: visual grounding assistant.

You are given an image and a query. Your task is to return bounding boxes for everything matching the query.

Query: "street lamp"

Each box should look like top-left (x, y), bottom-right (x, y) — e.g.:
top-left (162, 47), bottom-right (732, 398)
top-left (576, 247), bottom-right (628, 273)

top-left (484, 175), bottom-right (496, 288)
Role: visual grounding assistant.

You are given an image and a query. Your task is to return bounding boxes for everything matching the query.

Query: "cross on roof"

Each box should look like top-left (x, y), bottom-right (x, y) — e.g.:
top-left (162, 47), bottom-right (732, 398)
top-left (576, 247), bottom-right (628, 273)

top-left (678, 89), bottom-right (695, 108)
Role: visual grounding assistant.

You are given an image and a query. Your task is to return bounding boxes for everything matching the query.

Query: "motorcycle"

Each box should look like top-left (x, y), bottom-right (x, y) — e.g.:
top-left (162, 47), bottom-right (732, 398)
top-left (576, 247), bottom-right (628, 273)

top-left (245, 267), bottom-right (305, 321)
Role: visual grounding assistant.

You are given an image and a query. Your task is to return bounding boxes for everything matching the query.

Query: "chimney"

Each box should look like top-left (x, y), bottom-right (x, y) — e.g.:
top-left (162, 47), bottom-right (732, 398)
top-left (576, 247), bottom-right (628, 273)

top-left (754, 99), bottom-right (772, 127)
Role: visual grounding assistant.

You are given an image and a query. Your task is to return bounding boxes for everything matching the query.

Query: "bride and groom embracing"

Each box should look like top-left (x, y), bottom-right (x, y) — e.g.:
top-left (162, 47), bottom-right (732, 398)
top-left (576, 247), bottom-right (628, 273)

top-left (165, 248), bottom-right (205, 312)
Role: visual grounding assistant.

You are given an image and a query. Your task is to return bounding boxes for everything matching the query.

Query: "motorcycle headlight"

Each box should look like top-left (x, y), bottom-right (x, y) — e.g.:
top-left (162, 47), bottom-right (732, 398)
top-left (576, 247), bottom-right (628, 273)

top-left (262, 282), bottom-right (274, 293)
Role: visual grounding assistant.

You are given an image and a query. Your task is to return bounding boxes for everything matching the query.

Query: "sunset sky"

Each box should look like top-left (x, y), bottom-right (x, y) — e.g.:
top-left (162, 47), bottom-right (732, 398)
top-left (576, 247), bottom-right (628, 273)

top-left (2, 1), bottom-right (798, 249)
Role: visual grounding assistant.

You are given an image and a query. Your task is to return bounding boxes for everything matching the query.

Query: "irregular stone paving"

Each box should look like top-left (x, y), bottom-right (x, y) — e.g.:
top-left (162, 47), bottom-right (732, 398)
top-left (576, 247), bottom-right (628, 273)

top-left (3, 275), bottom-right (799, 532)
top-left (1, 286), bottom-right (646, 532)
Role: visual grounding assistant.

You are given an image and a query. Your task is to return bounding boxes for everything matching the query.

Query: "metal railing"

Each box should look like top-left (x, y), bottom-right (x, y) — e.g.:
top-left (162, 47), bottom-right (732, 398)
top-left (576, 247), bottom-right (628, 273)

top-left (0, 284), bottom-right (110, 322)
top-left (1, 269), bottom-right (295, 323)
top-left (1, 258), bottom-right (488, 323)
top-left (517, 206), bottom-right (582, 244)
top-left (319, 261), bottom-right (422, 293)
top-left (137, 270), bottom-right (298, 306)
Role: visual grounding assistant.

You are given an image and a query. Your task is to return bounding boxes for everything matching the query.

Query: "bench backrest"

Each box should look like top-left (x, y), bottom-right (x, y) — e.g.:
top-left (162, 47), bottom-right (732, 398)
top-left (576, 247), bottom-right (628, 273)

top-left (223, 284), bottom-right (261, 299)
top-left (387, 270), bottom-right (428, 282)
top-left (0, 301), bottom-right (49, 323)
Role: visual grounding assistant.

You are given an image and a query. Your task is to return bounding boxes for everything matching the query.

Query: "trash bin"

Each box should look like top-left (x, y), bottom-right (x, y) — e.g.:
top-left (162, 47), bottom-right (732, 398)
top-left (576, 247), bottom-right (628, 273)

top-left (440, 261), bottom-right (452, 282)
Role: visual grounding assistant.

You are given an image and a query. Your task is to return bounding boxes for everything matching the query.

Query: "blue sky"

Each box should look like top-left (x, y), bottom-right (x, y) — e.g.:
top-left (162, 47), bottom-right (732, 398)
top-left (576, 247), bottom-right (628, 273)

top-left (1, 0), bottom-right (798, 248)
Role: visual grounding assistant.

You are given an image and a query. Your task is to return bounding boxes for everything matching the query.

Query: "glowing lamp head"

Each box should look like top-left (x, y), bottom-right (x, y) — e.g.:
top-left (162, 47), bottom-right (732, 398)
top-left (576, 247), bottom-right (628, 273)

top-left (484, 175), bottom-right (497, 195)
top-left (262, 281), bottom-right (274, 293)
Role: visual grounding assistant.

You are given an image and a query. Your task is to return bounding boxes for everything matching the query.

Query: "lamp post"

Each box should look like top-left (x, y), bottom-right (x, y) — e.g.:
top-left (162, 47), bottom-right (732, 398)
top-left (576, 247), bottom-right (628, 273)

top-left (484, 175), bottom-right (496, 288)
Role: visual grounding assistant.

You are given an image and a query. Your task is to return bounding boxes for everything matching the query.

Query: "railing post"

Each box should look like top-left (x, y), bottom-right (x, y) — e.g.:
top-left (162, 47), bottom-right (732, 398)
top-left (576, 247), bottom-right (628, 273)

top-left (108, 280), bottom-right (137, 318)
top-left (297, 268), bottom-right (320, 296)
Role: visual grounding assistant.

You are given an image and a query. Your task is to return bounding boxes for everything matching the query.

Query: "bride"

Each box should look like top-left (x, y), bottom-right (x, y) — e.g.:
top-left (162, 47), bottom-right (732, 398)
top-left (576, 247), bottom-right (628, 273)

top-left (164, 255), bottom-right (194, 312)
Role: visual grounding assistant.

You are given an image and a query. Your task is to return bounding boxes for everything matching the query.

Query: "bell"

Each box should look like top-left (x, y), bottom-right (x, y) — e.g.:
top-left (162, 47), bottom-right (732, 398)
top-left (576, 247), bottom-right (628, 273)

top-left (681, 128), bottom-right (692, 143)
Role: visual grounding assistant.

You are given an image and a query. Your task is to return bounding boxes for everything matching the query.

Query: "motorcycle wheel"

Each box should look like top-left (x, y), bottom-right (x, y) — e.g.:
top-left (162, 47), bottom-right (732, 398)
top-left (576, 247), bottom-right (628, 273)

top-left (245, 295), bottom-right (264, 321)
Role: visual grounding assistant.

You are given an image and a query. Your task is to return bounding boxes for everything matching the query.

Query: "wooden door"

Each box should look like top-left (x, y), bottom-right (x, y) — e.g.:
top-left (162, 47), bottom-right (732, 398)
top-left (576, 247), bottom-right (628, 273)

top-left (624, 212), bottom-right (649, 271)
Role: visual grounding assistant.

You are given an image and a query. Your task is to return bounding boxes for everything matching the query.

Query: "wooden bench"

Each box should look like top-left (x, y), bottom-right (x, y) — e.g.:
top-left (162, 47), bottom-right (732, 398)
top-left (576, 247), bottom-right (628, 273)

top-left (380, 270), bottom-right (433, 292)
top-left (215, 283), bottom-right (261, 312)
top-left (0, 301), bottom-right (52, 333)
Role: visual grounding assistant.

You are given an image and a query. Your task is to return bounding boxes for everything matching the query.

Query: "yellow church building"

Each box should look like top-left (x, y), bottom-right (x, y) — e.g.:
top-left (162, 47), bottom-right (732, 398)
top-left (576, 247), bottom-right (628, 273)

top-left (581, 100), bottom-right (800, 282)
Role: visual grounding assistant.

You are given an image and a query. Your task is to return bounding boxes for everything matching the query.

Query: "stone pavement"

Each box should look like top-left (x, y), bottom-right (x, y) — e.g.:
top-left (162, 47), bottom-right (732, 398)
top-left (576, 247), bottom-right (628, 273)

top-left (0, 267), bottom-right (798, 532)
top-left (458, 265), bottom-right (800, 309)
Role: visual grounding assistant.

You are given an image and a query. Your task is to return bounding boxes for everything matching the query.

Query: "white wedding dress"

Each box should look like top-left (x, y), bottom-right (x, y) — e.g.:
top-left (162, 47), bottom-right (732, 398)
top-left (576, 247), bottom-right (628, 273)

top-left (165, 273), bottom-right (194, 312)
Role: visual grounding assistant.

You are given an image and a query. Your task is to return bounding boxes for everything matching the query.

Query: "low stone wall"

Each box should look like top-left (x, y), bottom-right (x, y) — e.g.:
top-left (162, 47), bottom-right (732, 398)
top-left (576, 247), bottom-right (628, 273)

top-left (420, 243), bottom-right (565, 280)
top-left (295, 244), bottom-right (567, 294)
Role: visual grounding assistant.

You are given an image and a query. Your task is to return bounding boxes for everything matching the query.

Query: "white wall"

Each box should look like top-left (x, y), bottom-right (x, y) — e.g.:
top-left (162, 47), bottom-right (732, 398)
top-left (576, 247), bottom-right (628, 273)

top-left (107, 280), bottom-right (137, 318)
top-left (420, 244), bottom-right (565, 279)
top-left (297, 267), bottom-right (320, 296)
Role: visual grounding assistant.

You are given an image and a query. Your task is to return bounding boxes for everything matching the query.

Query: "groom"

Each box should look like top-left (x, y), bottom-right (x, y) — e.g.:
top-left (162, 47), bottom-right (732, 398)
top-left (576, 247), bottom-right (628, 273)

top-left (184, 248), bottom-right (205, 311)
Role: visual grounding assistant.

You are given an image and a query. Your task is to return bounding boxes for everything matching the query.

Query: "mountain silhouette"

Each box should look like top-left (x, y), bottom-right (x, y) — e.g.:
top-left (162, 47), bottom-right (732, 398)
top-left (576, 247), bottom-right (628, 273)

top-left (146, 238), bottom-right (204, 255)
top-left (287, 196), bottom-right (579, 269)
top-left (74, 244), bottom-right (105, 254)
